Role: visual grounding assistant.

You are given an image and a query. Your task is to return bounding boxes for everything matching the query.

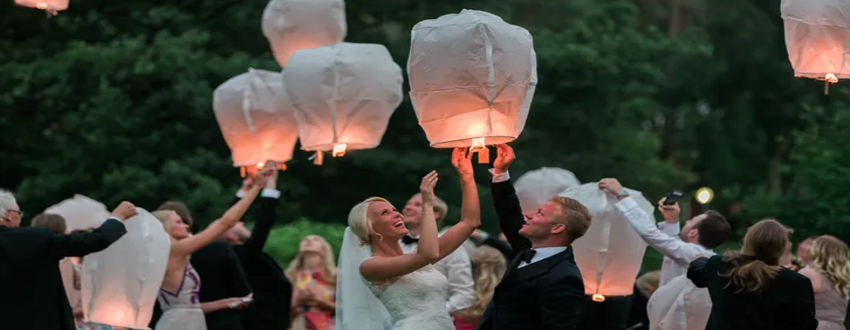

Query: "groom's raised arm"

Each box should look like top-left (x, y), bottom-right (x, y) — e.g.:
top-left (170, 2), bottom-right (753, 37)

top-left (489, 144), bottom-right (531, 252)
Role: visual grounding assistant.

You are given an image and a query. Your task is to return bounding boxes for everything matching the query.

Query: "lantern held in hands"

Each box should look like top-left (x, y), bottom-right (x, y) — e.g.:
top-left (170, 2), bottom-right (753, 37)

top-left (781, 0), bottom-right (850, 94)
top-left (283, 42), bottom-right (403, 165)
top-left (81, 208), bottom-right (170, 329)
top-left (648, 275), bottom-right (711, 330)
top-left (559, 183), bottom-right (653, 298)
top-left (44, 194), bottom-right (110, 232)
top-left (15, 0), bottom-right (67, 15)
top-left (408, 9), bottom-right (537, 163)
top-left (514, 167), bottom-right (581, 213)
top-left (262, 0), bottom-right (347, 69)
top-left (214, 68), bottom-right (298, 176)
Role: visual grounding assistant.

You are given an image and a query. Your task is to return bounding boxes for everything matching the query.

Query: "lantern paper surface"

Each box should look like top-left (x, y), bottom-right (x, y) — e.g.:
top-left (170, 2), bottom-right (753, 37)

top-left (214, 68), bottom-right (299, 167)
top-left (81, 208), bottom-right (170, 329)
top-left (44, 194), bottom-right (109, 232)
top-left (647, 275), bottom-right (711, 330)
top-left (559, 183), bottom-right (653, 296)
top-left (262, 0), bottom-right (346, 68)
top-left (15, 0), bottom-right (67, 11)
top-left (408, 9), bottom-right (537, 148)
top-left (283, 42), bottom-right (403, 153)
top-left (781, 0), bottom-right (850, 79)
top-left (515, 167), bottom-right (581, 213)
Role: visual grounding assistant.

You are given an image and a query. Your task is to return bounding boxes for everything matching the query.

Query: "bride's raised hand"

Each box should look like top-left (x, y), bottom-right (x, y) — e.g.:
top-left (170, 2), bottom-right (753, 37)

top-left (452, 148), bottom-right (474, 178)
top-left (420, 170), bottom-right (439, 204)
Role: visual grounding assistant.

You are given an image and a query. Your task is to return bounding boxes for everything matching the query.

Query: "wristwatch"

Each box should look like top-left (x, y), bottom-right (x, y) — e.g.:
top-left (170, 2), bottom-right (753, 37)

top-left (615, 190), bottom-right (630, 198)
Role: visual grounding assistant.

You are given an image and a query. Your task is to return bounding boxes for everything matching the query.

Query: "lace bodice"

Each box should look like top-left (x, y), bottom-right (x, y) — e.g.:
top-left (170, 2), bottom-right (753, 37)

top-left (366, 264), bottom-right (454, 330)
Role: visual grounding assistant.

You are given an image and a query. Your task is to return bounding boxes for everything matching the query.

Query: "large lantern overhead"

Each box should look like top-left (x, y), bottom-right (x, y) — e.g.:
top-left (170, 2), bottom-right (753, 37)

top-left (559, 183), bottom-right (653, 299)
top-left (81, 208), bottom-right (170, 329)
top-left (283, 42), bottom-right (403, 165)
top-left (514, 167), bottom-right (581, 213)
top-left (15, 0), bottom-right (67, 15)
top-left (262, 0), bottom-right (347, 69)
top-left (214, 68), bottom-right (297, 176)
top-left (408, 9), bottom-right (537, 162)
top-left (781, 0), bottom-right (850, 94)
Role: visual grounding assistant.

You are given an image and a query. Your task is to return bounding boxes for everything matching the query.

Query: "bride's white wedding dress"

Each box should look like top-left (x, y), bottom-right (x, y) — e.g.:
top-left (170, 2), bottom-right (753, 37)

top-left (365, 264), bottom-right (454, 330)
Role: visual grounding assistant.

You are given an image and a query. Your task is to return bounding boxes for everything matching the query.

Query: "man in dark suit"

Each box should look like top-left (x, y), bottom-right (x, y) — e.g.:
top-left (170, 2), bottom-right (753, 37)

top-left (223, 165), bottom-right (292, 330)
top-left (477, 145), bottom-right (592, 330)
top-left (0, 190), bottom-right (136, 330)
top-left (155, 201), bottom-right (253, 330)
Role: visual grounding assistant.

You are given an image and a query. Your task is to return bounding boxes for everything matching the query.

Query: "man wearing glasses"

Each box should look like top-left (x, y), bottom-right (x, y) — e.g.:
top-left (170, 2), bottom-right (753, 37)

top-left (0, 189), bottom-right (136, 330)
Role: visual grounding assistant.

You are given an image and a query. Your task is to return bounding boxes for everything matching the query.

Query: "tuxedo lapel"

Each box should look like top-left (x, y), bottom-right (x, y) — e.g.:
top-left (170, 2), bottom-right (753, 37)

top-left (518, 247), bottom-right (574, 280)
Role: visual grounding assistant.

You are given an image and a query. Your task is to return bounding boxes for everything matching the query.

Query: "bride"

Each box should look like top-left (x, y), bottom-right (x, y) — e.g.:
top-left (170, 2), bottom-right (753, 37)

top-left (336, 148), bottom-right (481, 330)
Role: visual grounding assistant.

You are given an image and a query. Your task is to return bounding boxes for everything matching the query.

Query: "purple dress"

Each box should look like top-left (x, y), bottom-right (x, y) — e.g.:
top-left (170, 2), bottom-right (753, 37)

top-left (155, 263), bottom-right (206, 330)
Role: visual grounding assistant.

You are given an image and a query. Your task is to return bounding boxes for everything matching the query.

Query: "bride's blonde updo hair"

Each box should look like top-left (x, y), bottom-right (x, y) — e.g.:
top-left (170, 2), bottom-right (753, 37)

top-left (348, 197), bottom-right (391, 245)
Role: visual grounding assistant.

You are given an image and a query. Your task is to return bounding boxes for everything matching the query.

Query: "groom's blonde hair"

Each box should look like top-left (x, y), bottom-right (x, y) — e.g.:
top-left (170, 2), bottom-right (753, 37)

top-left (348, 197), bottom-right (391, 245)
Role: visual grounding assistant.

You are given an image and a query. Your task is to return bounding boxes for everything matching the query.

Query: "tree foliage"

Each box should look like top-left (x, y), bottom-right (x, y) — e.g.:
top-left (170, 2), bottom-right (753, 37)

top-left (0, 0), bottom-right (847, 238)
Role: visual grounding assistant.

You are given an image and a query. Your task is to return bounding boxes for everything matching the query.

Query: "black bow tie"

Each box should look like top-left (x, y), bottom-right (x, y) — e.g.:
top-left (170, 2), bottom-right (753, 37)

top-left (402, 235), bottom-right (419, 245)
top-left (519, 249), bottom-right (537, 263)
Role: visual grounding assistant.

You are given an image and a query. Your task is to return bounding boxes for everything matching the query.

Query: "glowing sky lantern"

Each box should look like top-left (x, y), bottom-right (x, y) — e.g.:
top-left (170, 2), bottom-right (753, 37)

top-left (647, 275), bottom-right (711, 330)
top-left (214, 68), bottom-right (297, 176)
top-left (283, 42), bottom-right (403, 165)
top-left (781, 0), bottom-right (850, 94)
top-left (44, 195), bottom-right (109, 232)
top-left (408, 9), bottom-right (537, 163)
top-left (559, 183), bottom-right (653, 300)
top-left (262, 0), bottom-right (347, 69)
top-left (514, 167), bottom-right (581, 213)
top-left (81, 208), bottom-right (170, 329)
top-left (15, 0), bottom-right (67, 15)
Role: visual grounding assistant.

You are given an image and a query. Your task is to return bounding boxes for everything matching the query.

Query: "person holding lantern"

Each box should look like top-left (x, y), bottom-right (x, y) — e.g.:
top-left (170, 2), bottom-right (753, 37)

top-left (0, 189), bottom-right (137, 330)
top-left (476, 144), bottom-right (592, 330)
top-left (336, 148), bottom-right (481, 330)
top-left (151, 168), bottom-right (271, 330)
top-left (599, 178), bottom-right (732, 287)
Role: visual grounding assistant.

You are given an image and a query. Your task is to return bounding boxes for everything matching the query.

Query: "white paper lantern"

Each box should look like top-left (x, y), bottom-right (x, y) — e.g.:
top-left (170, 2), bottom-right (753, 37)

top-left (262, 0), bottom-right (347, 68)
top-left (515, 167), bottom-right (581, 213)
top-left (214, 68), bottom-right (298, 175)
top-left (81, 208), bottom-right (170, 329)
top-left (559, 183), bottom-right (653, 299)
top-left (408, 9), bottom-right (537, 162)
top-left (44, 194), bottom-right (110, 232)
top-left (15, 0), bottom-right (67, 14)
top-left (283, 42), bottom-right (403, 165)
top-left (781, 0), bottom-right (850, 93)
top-left (647, 275), bottom-right (711, 330)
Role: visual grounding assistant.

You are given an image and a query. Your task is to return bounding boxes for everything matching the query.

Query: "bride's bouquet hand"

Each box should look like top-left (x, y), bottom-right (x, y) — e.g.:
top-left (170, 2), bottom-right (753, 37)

top-left (420, 170), bottom-right (439, 204)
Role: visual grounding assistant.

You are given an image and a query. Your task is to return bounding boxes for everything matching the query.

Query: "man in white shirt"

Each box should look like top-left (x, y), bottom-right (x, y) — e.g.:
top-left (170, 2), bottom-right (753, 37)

top-left (598, 178), bottom-right (732, 286)
top-left (400, 192), bottom-right (475, 313)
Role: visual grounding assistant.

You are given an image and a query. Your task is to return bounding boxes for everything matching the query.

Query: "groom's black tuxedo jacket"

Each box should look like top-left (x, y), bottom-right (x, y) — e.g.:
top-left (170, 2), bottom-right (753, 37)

top-left (476, 180), bottom-right (585, 330)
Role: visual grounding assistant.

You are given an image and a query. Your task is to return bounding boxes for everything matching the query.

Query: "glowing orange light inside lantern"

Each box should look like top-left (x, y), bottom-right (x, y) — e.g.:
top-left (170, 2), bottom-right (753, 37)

top-left (35, 2), bottom-right (47, 8)
top-left (592, 294), bottom-right (606, 302)
top-left (332, 144), bottom-right (347, 157)
top-left (469, 137), bottom-right (490, 164)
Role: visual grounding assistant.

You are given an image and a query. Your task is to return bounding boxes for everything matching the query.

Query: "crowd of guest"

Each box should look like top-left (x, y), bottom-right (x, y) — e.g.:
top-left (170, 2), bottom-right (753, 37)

top-left (1, 146), bottom-right (849, 330)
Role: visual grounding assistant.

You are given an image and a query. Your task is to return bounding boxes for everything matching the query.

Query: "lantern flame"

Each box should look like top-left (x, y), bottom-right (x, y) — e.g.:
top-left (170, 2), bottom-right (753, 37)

top-left (35, 2), bottom-right (47, 9)
top-left (469, 138), bottom-right (489, 164)
top-left (822, 73), bottom-right (839, 95)
top-left (332, 144), bottom-right (347, 157)
top-left (592, 294), bottom-right (606, 302)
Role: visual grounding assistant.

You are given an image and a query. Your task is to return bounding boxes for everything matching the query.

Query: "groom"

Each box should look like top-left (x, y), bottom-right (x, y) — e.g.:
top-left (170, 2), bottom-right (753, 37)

top-left (477, 144), bottom-right (591, 330)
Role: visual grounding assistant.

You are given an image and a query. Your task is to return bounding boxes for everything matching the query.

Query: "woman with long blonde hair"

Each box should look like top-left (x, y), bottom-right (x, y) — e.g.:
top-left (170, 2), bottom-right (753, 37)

top-left (799, 235), bottom-right (850, 330)
top-left (452, 246), bottom-right (506, 329)
top-left (687, 219), bottom-right (818, 330)
top-left (336, 148), bottom-right (481, 330)
top-left (286, 235), bottom-right (337, 330)
top-left (151, 167), bottom-right (272, 330)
